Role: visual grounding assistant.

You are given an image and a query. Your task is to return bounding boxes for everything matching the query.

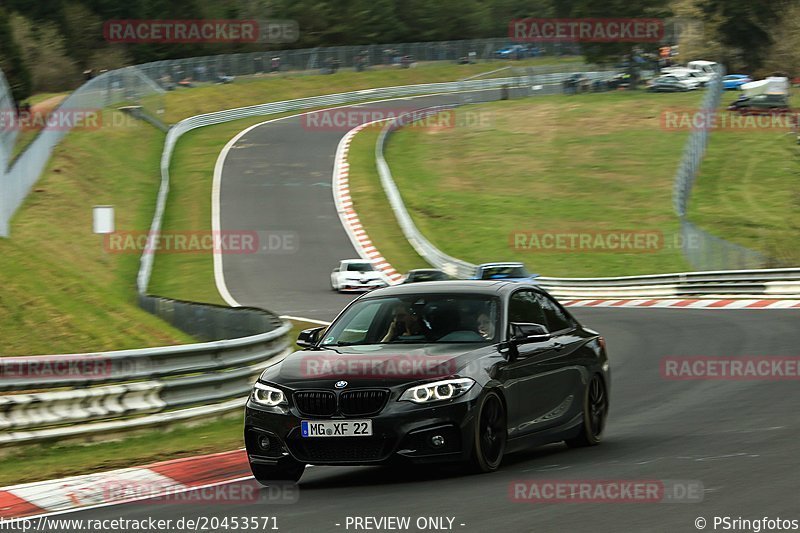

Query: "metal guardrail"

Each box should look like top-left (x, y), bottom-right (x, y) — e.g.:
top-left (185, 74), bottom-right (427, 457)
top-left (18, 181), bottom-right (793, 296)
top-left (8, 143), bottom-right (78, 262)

top-left (373, 106), bottom-right (800, 298)
top-left (0, 302), bottom-right (291, 446)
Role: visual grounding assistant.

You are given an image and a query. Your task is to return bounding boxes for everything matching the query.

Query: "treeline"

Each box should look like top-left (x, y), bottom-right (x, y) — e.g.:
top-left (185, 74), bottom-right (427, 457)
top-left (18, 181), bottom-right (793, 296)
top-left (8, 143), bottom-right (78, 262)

top-left (0, 0), bottom-right (797, 101)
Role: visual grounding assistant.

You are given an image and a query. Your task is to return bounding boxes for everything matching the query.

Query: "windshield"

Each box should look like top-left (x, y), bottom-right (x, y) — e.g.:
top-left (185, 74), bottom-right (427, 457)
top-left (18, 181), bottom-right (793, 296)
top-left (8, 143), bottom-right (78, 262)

top-left (345, 263), bottom-right (374, 272)
top-left (480, 266), bottom-right (529, 279)
top-left (320, 294), bottom-right (500, 346)
top-left (409, 271), bottom-right (446, 282)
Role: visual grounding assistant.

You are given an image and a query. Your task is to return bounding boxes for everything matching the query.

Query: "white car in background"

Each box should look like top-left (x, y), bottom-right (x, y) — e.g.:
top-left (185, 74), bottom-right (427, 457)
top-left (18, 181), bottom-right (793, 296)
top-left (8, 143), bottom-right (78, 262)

top-left (666, 72), bottom-right (701, 90)
top-left (649, 75), bottom-right (698, 92)
top-left (331, 259), bottom-right (388, 292)
top-left (661, 67), bottom-right (713, 87)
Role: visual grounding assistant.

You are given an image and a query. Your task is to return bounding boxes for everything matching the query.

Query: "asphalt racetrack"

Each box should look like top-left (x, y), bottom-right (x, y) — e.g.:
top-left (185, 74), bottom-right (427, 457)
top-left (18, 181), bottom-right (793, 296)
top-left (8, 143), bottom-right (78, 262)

top-left (64, 308), bottom-right (800, 532)
top-left (63, 89), bottom-right (800, 532)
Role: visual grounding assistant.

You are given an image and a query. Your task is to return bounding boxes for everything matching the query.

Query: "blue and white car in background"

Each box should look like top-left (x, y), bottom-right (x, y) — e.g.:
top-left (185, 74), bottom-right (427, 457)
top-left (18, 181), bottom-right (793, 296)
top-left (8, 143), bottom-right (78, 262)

top-left (471, 262), bottom-right (540, 283)
top-left (723, 74), bottom-right (752, 90)
top-left (494, 45), bottom-right (528, 59)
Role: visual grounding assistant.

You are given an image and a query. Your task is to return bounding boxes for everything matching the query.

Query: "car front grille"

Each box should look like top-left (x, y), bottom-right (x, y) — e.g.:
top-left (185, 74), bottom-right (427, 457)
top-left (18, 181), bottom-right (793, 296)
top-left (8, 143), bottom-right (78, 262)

top-left (293, 391), bottom-right (337, 417)
top-left (287, 437), bottom-right (389, 463)
top-left (293, 389), bottom-right (390, 417)
top-left (339, 390), bottom-right (389, 416)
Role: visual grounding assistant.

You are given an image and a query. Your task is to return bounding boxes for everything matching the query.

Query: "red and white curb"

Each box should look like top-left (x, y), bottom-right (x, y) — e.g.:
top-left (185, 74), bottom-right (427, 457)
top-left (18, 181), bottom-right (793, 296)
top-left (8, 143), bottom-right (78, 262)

top-left (333, 120), bottom-right (404, 285)
top-left (560, 298), bottom-right (800, 309)
top-left (0, 449), bottom-right (251, 519)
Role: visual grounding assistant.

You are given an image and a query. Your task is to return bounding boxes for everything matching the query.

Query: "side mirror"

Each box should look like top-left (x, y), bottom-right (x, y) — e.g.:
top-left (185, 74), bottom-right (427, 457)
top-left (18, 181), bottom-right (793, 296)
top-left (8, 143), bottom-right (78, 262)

top-left (509, 322), bottom-right (551, 344)
top-left (297, 326), bottom-right (326, 348)
top-left (332, 267), bottom-right (340, 273)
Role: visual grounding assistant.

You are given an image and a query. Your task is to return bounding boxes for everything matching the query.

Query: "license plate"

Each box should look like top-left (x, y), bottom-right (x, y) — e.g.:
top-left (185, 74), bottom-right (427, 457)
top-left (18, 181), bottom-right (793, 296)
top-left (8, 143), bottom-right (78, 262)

top-left (301, 420), bottom-right (372, 437)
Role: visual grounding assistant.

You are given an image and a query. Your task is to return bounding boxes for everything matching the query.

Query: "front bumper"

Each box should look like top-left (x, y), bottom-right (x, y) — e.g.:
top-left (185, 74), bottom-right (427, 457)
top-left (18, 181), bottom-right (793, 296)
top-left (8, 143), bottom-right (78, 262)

top-left (245, 390), bottom-right (481, 466)
top-left (338, 280), bottom-right (387, 292)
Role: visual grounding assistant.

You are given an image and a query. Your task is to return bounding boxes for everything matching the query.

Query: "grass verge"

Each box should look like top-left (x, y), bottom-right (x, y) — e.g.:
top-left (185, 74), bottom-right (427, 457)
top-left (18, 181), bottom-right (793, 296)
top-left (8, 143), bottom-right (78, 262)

top-left (0, 415), bottom-right (244, 486)
top-left (349, 90), bottom-right (704, 277)
top-left (0, 111), bottom-right (193, 356)
top-left (346, 127), bottom-right (430, 274)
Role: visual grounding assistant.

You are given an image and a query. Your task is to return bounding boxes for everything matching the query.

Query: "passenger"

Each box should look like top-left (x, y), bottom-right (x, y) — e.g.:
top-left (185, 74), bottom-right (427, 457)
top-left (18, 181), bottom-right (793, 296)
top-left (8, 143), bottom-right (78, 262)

top-left (381, 303), bottom-right (422, 342)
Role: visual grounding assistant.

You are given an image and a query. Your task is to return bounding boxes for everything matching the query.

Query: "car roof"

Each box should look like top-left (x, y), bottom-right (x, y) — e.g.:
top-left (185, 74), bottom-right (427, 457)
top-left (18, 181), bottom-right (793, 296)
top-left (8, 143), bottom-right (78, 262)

top-left (407, 268), bottom-right (444, 273)
top-left (477, 262), bottom-right (525, 268)
top-left (360, 280), bottom-right (534, 298)
top-left (340, 258), bottom-right (372, 264)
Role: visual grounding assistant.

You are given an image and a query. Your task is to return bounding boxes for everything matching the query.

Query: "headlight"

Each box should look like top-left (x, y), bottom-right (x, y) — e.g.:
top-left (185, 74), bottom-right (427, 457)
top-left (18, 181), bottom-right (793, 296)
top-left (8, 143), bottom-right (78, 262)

top-left (252, 382), bottom-right (287, 407)
top-left (399, 378), bottom-right (475, 404)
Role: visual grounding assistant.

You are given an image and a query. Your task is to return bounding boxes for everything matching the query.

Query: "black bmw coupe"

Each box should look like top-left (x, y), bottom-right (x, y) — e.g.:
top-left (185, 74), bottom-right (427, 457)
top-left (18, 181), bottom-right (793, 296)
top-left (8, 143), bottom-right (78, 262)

top-left (244, 281), bottom-right (610, 483)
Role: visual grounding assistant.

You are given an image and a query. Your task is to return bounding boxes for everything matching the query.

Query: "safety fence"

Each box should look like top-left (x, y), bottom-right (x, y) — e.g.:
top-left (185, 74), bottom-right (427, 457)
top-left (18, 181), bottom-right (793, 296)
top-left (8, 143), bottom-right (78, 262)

top-left (131, 38), bottom-right (578, 88)
top-left (0, 67), bottom-right (164, 237)
top-left (671, 67), bottom-right (786, 270)
top-left (0, 69), bottom-right (17, 176)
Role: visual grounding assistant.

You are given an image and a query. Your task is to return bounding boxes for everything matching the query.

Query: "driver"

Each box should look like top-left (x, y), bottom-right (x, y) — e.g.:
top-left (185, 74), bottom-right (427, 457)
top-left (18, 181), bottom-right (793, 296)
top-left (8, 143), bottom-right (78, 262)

top-left (381, 302), bottom-right (422, 342)
top-left (476, 313), bottom-right (495, 340)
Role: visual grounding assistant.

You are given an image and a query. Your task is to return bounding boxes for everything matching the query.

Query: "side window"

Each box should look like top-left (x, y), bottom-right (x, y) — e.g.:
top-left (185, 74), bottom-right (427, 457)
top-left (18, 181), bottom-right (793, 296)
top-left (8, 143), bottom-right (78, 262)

top-left (536, 293), bottom-right (574, 332)
top-left (508, 291), bottom-right (547, 327)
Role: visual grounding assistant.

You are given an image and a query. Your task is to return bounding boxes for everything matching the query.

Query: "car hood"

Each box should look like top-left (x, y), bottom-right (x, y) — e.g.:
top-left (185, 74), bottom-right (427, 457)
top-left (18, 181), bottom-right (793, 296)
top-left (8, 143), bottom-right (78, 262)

top-left (260, 344), bottom-right (494, 389)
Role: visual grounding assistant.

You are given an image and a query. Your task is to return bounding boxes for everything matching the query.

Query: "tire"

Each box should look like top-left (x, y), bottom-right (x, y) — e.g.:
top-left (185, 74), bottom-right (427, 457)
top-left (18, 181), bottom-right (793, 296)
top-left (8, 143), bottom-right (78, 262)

top-left (250, 460), bottom-right (306, 485)
top-left (467, 391), bottom-right (507, 473)
top-left (566, 374), bottom-right (608, 448)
